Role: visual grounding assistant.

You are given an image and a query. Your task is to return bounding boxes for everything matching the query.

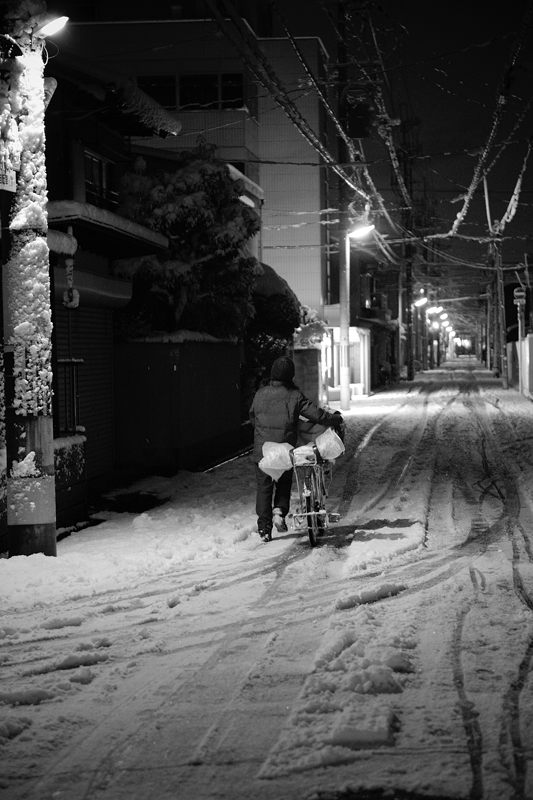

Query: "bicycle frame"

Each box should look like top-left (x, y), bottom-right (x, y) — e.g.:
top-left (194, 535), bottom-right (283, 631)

top-left (291, 447), bottom-right (340, 546)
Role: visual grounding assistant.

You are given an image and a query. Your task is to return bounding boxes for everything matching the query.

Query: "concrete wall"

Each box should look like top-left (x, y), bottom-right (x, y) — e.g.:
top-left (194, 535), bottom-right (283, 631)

top-left (507, 335), bottom-right (533, 397)
top-left (293, 348), bottom-right (321, 404)
top-left (258, 38), bottom-right (328, 313)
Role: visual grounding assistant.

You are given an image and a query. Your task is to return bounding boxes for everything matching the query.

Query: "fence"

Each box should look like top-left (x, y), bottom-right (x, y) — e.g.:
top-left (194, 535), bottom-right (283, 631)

top-left (114, 339), bottom-right (243, 473)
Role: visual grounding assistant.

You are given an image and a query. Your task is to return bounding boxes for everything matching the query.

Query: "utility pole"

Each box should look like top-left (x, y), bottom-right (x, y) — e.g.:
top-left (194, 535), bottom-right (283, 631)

top-left (397, 267), bottom-right (403, 378)
top-left (405, 242), bottom-right (414, 379)
top-left (398, 108), bottom-right (415, 381)
top-left (1, 1), bottom-right (61, 556)
top-left (514, 285), bottom-right (526, 394)
top-left (337, 0), bottom-right (352, 411)
top-left (492, 239), bottom-right (508, 388)
top-left (484, 177), bottom-right (508, 387)
top-left (485, 281), bottom-right (491, 369)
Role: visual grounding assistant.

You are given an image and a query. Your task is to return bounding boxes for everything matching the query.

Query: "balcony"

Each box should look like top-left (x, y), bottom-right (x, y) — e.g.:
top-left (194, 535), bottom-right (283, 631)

top-left (131, 108), bottom-right (259, 161)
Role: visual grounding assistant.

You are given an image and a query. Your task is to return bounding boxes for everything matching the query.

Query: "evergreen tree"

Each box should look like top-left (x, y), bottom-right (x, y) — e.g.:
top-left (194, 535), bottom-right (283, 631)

top-left (118, 143), bottom-right (261, 338)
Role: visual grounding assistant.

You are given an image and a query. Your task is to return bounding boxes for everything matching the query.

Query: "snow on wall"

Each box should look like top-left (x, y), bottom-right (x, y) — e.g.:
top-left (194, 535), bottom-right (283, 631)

top-left (3, 50), bottom-right (53, 416)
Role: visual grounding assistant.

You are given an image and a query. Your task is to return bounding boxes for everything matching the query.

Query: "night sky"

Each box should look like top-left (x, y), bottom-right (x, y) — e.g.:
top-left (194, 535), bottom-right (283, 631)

top-left (52, 0), bottom-right (533, 315)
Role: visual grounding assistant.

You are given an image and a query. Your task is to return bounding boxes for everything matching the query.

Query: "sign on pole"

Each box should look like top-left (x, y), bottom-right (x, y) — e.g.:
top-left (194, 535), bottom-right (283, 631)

top-left (0, 168), bottom-right (16, 193)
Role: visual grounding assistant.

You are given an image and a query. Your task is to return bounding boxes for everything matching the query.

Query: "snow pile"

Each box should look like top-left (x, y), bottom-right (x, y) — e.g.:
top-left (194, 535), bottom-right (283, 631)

top-left (3, 363), bottom-right (533, 798)
top-left (0, 460), bottom-right (259, 612)
top-left (259, 594), bottom-right (418, 778)
top-left (342, 520), bottom-right (426, 575)
top-left (10, 451), bottom-right (39, 478)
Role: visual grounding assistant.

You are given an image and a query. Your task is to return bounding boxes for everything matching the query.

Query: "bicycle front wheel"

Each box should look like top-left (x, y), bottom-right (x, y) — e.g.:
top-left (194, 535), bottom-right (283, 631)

top-left (305, 472), bottom-right (320, 546)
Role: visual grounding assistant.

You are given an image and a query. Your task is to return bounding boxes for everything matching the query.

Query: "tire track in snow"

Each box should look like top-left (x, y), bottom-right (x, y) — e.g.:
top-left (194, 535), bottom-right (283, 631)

top-left (451, 603), bottom-right (484, 800)
top-left (453, 385), bottom-right (533, 797)
top-left (337, 383), bottom-right (454, 520)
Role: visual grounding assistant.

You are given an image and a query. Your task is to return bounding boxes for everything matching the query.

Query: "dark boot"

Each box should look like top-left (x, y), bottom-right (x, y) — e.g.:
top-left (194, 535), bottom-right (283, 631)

top-left (258, 527), bottom-right (272, 542)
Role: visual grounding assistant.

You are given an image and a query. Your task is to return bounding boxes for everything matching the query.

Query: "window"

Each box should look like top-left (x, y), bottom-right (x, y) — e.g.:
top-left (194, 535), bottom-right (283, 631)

top-left (136, 75), bottom-right (176, 109)
top-left (179, 73), bottom-right (244, 110)
top-left (220, 73), bottom-right (244, 109)
top-left (54, 358), bottom-right (83, 437)
top-left (84, 150), bottom-right (118, 210)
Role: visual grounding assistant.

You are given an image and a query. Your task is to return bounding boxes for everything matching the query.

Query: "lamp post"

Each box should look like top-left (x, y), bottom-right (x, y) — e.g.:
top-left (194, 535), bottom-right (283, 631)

top-left (1, 2), bottom-right (67, 556)
top-left (339, 221), bottom-right (375, 411)
top-left (413, 295), bottom-right (427, 371)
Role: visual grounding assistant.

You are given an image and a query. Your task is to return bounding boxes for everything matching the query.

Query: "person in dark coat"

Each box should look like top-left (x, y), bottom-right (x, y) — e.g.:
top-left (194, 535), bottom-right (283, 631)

top-left (249, 355), bottom-right (343, 542)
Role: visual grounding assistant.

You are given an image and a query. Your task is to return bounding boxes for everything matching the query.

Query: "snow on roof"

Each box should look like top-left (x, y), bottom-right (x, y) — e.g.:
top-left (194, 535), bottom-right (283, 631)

top-left (129, 330), bottom-right (236, 344)
top-left (52, 50), bottom-right (182, 138)
top-left (47, 228), bottom-right (78, 256)
top-left (226, 164), bottom-right (264, 201)
top-left (112, 78), bottom-right (182, 137)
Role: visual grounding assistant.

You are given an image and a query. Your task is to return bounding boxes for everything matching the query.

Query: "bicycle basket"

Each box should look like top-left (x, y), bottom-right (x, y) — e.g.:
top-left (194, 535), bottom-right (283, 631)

top-left (292, 444), bottom-right (318, 466)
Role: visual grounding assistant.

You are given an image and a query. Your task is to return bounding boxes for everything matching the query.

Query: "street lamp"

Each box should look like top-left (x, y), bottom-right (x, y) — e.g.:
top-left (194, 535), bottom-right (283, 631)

top-left (339, 221), bottom-right (375, 410)
top-left (35, 16), bottom-right (68, 37)
top-left (1, 2), bottom-right (67, 556)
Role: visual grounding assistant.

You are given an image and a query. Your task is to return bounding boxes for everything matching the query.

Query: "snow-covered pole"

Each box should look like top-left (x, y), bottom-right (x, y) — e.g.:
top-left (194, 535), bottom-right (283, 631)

top-left (1, 0), bottom-right (63, 556)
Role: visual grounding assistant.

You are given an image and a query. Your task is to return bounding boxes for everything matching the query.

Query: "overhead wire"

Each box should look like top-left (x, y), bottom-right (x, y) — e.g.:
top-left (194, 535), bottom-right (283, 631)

top-left (203, 0), bottom-right (531, 278)
top-left (311, 0), bottom-right (404, 231)
top-left (329, 3), bottom-right (413, 213)
top-left (325, 2), bottom-right (416, 252)
top-left (268, 0), bottom-right (398, 233)
top-left (446, 0), bottom-right (533, 237)
top-left (202, 0), bottom-right (370, 201)
top-left (266, 0), bottom-right (357, 161)
top-left (496, 140), bottom-right (532, 232)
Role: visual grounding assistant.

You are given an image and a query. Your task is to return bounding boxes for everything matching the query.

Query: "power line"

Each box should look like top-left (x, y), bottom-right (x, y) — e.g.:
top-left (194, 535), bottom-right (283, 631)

top-left (202, 0), bottom-right (370, 201)
top-left (448, 0), bottom-right (533, 237)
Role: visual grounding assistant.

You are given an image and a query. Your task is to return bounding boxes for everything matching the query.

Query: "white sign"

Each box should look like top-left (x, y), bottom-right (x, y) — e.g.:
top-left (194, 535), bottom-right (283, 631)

top-left (0, 168), bottom-right (16, 192)
top-left (514, 287), bottom-right (526, 299)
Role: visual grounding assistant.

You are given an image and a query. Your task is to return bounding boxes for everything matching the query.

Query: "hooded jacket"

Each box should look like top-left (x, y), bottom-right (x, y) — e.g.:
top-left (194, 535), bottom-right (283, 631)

top-left (249, 380), bottom-right (335, 463)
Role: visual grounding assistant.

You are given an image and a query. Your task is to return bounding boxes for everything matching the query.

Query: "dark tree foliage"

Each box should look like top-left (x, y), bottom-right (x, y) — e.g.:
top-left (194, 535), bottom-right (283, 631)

top-left (249, 293), bottom-right (301, 341)
top-left (118, 143), bottom-right (261, 338)
top-left (239, 292), bottom-right (301, 418)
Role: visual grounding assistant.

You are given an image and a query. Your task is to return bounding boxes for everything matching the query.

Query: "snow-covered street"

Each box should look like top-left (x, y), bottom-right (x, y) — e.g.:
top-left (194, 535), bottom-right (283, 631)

top-left (3, 357), bottom-right (533, 800)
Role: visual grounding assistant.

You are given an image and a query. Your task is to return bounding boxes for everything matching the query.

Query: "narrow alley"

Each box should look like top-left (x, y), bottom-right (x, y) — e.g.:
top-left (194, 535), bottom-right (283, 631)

top-left (2, 359), bottom-right (533, 800)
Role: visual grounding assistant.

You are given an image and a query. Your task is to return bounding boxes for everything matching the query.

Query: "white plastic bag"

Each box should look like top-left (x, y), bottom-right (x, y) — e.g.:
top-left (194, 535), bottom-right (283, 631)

top-left (258, 441), bottom-right (294, 480)
top-left (315, 427), bottom-right (345, 460)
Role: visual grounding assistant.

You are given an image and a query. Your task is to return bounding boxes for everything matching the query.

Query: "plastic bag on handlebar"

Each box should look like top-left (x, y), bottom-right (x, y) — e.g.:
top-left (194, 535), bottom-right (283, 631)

top-left (258, 441), bottom-right (294, 481)
top-left (315, 427), bottom-right (345, 460)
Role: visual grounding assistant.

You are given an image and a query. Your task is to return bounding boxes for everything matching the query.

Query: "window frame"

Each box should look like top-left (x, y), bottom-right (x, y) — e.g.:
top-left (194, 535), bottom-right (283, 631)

top-left (83, 149), bottom-right (119, 210)
top-left (178, 72), bottom-right (245, 111)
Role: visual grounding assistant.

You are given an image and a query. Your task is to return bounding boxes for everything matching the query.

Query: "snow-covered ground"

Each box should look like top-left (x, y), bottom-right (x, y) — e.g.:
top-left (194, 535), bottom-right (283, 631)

top-left (2, 358), bottom-right (533, 800)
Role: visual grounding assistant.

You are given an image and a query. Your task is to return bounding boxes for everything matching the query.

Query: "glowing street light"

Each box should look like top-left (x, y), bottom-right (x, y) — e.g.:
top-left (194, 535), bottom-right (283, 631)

top-left (36, 15), bottom-right (68, 37)
top-left (414, 296), bottom-right (428, 308)
top-left (347, 223), bottom-right (375, 241)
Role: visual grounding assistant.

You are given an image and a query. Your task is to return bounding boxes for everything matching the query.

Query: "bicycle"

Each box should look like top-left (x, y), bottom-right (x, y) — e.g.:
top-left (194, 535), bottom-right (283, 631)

top-left (290, 445), bottom-right (340, 546)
